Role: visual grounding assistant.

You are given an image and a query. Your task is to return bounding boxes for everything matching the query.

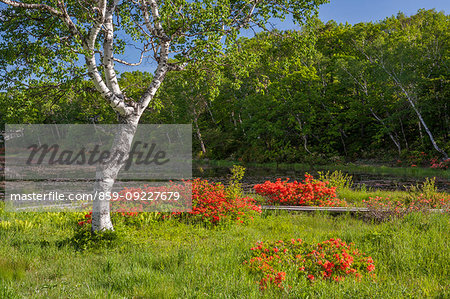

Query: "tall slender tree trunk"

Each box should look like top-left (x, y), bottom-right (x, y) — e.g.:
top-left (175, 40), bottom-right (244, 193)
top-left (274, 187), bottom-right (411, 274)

top-left (193, 106), bottom-right (206, 155)
top-left (375, 60), bottom-right (448, 159)
top-left (341, 66), bottom-right (402, 156)
top-left (205, 100), bottom-right (216, 123)
top-left (418, 121), bottom-right (424, 146)
top-left (92, 117), bottom-right (139, 231)
top-left (281, 91), bottom-right (311, 154)
top-left (400, 87), bottom-right (448, 159)
top-left (231, 111), bottom-right (238, 130)
top-left (339, 130), bottom-right (348, 157)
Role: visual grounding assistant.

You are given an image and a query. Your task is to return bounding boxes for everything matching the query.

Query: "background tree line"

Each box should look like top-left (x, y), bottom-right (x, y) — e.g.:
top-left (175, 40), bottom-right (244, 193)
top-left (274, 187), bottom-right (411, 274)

top-left (1, 9), bottom-right (448, 164)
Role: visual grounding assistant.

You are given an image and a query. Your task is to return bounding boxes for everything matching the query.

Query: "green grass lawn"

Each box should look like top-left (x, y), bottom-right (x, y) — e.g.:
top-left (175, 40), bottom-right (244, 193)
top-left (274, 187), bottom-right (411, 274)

top-left (0, 208), bottom-right (449, 298)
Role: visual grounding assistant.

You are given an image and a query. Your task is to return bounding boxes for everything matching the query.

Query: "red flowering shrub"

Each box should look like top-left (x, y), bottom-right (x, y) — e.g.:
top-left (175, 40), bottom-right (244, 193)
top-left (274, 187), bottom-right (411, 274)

top-left (253, 174), bottom-right (344, 207)
top-left (78, 179), bottom-right (261, 227)
top-left (244, 238), bottom-right (375, 290)
top-left (169, 179), bottom-right (261, 225)
top-left (400, 152), bottom-right (449, 169)
top-left (404, 151), bottom-right (429, 167)
top-left (362, 194), bottom-right (450, 222)
top-left (430, 158), bottom-right (450, 170)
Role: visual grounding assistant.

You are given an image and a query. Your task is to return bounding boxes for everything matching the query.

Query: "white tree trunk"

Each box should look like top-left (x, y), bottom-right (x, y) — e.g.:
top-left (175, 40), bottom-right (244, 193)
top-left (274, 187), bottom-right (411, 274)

top-left (92, 117), bottom-right (139, 231)
top-left (193, 106), bottom-right (206, 155)
top-left (399, 86), bottom-right (448, 159)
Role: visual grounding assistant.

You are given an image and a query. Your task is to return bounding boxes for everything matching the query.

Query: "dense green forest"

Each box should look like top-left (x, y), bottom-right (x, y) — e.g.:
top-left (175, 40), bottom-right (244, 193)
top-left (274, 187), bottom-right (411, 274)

top-left (1, 9), bottom-right (448, 164)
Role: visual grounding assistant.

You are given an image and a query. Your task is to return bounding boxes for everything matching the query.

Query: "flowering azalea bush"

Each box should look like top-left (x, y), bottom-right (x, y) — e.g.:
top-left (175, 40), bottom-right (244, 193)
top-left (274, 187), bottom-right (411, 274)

top-left (399, 151), bottom-right (449, 169)
top-left (430, 158), bottom-right (450, 170)
top-left (168, 178), bottom-right (261, 225)
top-left (253, 174), bottom-right (344, 207)
top-left (78, 178), bottom-right (261, 227)
top-left (244, 238), bottom-right (375, 290)
top-left (362, 194), bottom-right (450, 222)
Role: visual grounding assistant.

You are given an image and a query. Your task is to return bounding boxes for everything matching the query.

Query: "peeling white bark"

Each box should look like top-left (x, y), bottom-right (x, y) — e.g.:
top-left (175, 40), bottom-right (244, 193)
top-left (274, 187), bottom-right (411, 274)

top-left (103, 1), bottom-right (123, 97)
top-left (90, 39), bottom-right (171, 231)
top-left (294, 114), bottom-right (311, 154)
top-left (92, 117), bottom-right (139, 232)
top-left (139, 41), bottom-right (170, 111)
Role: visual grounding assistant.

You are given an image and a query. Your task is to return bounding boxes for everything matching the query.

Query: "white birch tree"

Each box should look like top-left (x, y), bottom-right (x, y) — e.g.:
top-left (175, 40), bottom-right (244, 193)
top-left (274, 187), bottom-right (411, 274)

top-left (0, 0), bottom-right (326, 231)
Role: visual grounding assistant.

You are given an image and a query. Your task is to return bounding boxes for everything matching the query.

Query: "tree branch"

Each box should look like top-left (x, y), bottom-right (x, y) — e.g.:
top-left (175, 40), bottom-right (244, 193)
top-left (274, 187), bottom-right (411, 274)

top-left (140, 0), bottom-right (156, 36)
top-left (139, 41), bottom-right (170, 111)
top-left (0, 0), bottom-right (63, 16)
top-left (102, 0), bottom-right (123, 97)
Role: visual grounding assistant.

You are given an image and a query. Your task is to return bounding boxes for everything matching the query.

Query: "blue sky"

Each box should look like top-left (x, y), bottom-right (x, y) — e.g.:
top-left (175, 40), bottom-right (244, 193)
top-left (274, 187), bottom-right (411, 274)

top-left (269, 0), bottom-right (450, 31)
top-left (318, 0), bottom-right (449, 24)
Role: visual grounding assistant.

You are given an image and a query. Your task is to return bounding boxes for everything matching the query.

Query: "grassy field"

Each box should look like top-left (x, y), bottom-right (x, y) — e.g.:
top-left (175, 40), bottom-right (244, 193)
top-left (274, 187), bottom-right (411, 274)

top-left (0, 205), bottom-right (449, 298)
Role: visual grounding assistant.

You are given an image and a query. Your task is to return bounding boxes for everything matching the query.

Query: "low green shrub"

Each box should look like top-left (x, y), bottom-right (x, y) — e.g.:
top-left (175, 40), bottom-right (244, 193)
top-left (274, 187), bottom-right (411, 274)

top-left (69, 224), bottom-right (124, 251)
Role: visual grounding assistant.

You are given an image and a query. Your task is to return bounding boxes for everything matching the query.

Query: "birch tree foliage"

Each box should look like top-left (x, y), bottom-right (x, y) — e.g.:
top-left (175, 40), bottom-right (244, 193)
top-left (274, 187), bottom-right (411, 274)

top-left (0, 0), bottom-right (327, 118)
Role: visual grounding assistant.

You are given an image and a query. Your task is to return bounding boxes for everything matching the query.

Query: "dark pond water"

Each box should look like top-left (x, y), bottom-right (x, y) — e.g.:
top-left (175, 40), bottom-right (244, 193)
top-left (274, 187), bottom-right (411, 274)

top-left (1, 164), bottom-right (448, 200)
top-left (193, 165), bottom-right (450, 193)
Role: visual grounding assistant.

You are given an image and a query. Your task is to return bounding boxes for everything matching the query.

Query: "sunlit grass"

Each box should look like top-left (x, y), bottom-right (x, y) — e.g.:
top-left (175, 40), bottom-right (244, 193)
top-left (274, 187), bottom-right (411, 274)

top-left (0, 207), bottom-right (449, 298)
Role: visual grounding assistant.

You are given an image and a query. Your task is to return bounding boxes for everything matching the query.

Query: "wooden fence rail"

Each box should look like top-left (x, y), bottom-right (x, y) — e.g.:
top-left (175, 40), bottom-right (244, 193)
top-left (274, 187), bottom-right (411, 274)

top-left (261, 205), bottom-right (445, 213)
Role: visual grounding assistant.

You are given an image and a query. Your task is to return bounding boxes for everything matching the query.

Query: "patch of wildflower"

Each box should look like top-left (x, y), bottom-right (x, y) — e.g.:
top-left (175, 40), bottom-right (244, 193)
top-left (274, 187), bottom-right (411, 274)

top-left (430, 158), bottom-right (449, 170)
top-left (244, 238), bottom-right (375, 290)
top-left (78, 179), bottom-right (261, 227)
top-left (169, 179), bottom-right (261, 225)
top-left (363, 194), bottom-right (450, 222)
top-left (253, 174), bottom-right (345, 207)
